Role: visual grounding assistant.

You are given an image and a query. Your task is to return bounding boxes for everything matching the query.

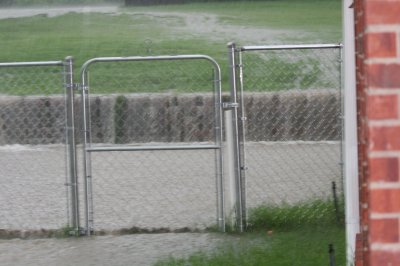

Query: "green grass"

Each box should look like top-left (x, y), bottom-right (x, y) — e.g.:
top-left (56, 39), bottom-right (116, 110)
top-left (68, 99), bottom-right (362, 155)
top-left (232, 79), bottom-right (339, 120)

top-left (0, 0), bottom-right (342, 95)
top-left (248, 199), bottom-right (344, 230)
top-left (155, 226), bottom-right (345, 266)
top-left (130, 0), bottom-right (341, 37)
top-left (155, 199), bottom-right (345, 266)
top-left (0, 1), bottom-right (341, 61)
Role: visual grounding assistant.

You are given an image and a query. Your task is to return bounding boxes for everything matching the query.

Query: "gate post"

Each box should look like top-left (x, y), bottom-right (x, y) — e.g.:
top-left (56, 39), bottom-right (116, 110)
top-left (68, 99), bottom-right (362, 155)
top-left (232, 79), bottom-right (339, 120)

top-left (64, 56), bottom-right (80, 234)
top-left (227, 42), bottom-right (246, 232)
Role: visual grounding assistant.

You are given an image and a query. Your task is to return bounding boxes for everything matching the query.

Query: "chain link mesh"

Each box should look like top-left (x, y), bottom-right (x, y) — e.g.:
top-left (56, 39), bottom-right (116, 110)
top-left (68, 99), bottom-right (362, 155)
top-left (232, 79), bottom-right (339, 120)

top-left (238, 47), bottom-right (344, 227)
top-left (82, 59), bottom-right (221, 232)
top-left (0, 64), bottom-right (69, 232)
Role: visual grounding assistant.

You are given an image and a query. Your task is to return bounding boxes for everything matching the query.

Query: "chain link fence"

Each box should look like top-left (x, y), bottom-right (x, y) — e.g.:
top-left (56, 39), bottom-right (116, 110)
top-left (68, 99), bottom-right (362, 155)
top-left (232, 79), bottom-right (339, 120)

top-left (0, 61), bottom-right (71, 234)
top-left (80, 56), bottom-right (224, 234)
top-left (229, 44), bottom-right (344, 229)
top-left (0, 46), bottom-right (344, 238)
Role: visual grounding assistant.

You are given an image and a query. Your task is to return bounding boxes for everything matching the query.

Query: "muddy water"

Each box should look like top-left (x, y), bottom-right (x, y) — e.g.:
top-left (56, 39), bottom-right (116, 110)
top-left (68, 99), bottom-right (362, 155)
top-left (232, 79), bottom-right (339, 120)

top-left (0, 233), bottom-right (227, 266)
top-left (0, 142), bottom-right (341, 231)
top-left (0, 141), bottom-right (341, 264)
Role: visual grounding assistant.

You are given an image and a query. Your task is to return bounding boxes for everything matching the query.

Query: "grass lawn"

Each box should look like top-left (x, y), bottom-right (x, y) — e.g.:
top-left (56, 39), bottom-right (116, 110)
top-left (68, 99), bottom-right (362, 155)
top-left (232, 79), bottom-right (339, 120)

top-left (155, 199), bottom-right (346, 266)
top-left (155, 226), bottom-right (345, 266)
top-left (0, 0), bottom-right (341, 61)
top-left (0, 1), bottom-right (342, 95)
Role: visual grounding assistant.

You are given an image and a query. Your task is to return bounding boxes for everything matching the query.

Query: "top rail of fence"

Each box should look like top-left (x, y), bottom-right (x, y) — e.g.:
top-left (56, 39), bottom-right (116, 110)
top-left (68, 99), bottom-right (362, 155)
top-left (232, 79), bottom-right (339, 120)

top-left (239, 43), bottom-right (343, 52)
top-left (0, 61), bottom-right (64, 68)
top-left (80, 54), bottom-right (221, 78)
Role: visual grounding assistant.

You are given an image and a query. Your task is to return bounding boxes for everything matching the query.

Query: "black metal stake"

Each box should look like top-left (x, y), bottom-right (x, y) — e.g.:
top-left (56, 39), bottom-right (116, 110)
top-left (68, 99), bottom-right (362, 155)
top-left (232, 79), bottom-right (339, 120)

top-left (329, 244), bottom-right (336, 266)
top-left (332, 181), bottom-right (341, 224)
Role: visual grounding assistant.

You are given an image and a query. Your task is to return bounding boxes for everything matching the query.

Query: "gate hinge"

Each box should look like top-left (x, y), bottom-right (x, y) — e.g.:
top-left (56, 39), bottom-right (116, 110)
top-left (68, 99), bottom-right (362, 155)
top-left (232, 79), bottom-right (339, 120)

top-left (222, 102), bottom-right (239, 110)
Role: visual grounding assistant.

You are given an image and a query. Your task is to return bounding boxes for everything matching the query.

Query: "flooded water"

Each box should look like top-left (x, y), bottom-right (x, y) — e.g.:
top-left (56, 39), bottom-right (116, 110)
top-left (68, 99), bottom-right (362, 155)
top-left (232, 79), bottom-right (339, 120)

top-left (0, 141), bottom-right (341, 264)
top-left (0, 142), bottom-right (341, 232)
top-left (0, 233), bottom-right (227, 266)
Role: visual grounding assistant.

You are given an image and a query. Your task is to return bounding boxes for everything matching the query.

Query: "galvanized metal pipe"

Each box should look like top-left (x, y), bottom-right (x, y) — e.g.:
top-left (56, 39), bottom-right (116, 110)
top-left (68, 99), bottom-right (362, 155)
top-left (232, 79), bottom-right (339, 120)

top-left (227, 42), bottom-right (245, 232)
top-left (80, 55), bottom-right (221, 76)
top-left (237, 49), bottom-right (248, 228)
top-left (81, 70), bottom-right (94, 236)
top-left (213, 67), bottom-right (225, 232)
top-left (86, 144), bottom-right (221, 152)
top-left (240, 43), bottom-right (343, 52)
top-left (0, 61), bottom-right (63, 67)
top-left (64, 56), bottom-right (80, 234)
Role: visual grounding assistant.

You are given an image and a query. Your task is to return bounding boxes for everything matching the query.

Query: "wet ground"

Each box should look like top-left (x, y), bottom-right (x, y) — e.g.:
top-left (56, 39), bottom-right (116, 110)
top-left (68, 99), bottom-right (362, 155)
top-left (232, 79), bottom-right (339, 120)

top-left (0, 142), bottom-right (341, 231)
top-left (0, 141), bottom-right (341, 265)
top-left (0, 232), bottom-right (227, 266)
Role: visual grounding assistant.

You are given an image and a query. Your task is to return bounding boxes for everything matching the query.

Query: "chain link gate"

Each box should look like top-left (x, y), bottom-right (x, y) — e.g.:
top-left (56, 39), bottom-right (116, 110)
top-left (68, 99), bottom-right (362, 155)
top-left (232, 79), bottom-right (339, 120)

top-left (227, 43), bottom-right (343, 231)
top-left (0, 58), bottom-right (80, 235)
top-left (79, 55), bottom-right (225, 235)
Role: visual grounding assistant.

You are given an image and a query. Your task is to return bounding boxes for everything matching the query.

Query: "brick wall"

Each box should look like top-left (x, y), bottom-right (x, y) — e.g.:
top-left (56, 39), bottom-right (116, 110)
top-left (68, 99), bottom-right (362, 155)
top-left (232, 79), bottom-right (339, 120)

top-left (354, 0), bottom-right (400, 265)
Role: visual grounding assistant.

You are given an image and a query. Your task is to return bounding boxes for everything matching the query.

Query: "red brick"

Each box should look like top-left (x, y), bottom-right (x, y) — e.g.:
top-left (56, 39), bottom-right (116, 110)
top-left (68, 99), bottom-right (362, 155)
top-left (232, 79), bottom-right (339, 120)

top-left (369, 126), bottom-right (400, 151)
top-left (370, 218), bottom-right (399, 243)
top-left (369, 157), bottom-right (399, 182)
top-left (370, 188), bottom-right (400, 213)
top-left (370, 250), bottom-right (400, 265)
top-left (355, 233), bottom-right (365, 266)
top-left (365, 32), bottom-right (397, 58)
top-left (355, 8), bottom-right (366, 38)
top-left (367, 94), bottom-right (398, 119)
top-left (367, 64), bottom-right (400, 89)
top-left (366, 1), bottom-right (400, 24)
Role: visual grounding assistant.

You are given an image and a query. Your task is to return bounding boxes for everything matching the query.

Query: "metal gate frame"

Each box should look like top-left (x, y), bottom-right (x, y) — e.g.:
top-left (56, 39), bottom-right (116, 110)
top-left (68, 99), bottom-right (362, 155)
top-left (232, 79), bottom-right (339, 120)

top-left (79, 55), bottom-right (225, 235)
top-left (0, 57), bottom-right (80, 235)
top-left (227, 42), bottom-right (344, 232)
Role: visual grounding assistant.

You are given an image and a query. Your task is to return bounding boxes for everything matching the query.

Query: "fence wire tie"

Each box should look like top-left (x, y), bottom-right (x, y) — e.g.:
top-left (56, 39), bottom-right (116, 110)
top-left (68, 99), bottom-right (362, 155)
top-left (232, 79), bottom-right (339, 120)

top-left (73, 83), bottom-right (81, 90)
top-left (65, 83), bottom-right (74, 89)
top-left (222, 102), bottom-right (239, 110)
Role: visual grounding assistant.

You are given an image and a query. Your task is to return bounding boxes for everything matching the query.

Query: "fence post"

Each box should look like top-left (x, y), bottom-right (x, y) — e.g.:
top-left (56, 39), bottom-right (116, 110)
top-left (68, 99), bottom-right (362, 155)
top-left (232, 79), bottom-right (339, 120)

top-left (227, 42), bottom-right (245, 232)
top-left (214, 67), bottom-right (226, 233)
top-left (64, 56), bottom-right (80, 234)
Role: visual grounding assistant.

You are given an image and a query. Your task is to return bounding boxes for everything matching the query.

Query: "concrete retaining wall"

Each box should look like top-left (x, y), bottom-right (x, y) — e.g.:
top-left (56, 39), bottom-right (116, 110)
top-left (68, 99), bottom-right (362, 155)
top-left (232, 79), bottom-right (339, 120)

top-left (0, 90), bottom-right (341, 144)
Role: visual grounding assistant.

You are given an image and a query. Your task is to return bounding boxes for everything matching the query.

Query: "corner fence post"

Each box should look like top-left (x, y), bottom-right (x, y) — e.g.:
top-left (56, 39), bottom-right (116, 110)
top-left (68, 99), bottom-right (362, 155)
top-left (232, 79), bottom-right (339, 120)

top-left (64, 56), bottom-right (80, 234)
top-left (227, 42), bottom-right (245, 232)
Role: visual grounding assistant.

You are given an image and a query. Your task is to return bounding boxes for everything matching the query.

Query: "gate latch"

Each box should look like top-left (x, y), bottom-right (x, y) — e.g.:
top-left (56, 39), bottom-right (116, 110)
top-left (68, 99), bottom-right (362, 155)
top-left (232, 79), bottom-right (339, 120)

top-left (222, 102), bottom-right (239, 110)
